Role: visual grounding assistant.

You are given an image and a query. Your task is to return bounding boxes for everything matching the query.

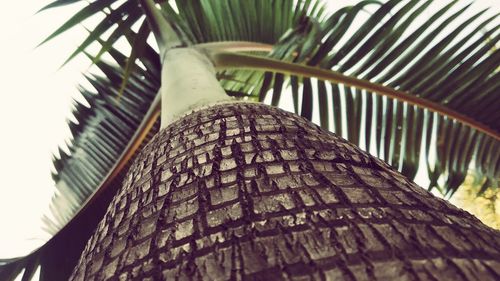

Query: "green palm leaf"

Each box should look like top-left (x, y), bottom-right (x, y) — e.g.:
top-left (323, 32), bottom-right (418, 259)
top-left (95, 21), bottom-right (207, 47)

top-left (211, 0), bottom-right (499, 196)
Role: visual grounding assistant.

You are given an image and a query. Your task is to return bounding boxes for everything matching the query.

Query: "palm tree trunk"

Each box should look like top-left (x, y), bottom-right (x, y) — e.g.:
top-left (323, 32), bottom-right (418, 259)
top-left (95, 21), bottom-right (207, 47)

top-left (70, 103), bottom-right (500, 281)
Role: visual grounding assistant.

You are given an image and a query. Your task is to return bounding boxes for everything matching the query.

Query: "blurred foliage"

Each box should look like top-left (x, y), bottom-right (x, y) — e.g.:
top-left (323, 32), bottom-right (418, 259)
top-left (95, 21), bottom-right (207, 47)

top-left (451, 173), bottom-right (500, 230)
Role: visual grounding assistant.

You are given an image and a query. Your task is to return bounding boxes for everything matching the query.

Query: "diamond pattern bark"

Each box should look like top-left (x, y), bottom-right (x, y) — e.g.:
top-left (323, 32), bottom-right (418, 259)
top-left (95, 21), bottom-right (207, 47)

top-left (70, 103), bottom-right (500, 281)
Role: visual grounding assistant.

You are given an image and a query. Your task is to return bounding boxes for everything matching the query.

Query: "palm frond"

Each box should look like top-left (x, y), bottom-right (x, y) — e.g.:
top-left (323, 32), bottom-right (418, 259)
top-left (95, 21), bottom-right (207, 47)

top-left (0, 48), bottom-right (161, 281)
top-left (217, 0), bottom-right (499, 196)
top-left (44, 35), bottom-right (160, 235)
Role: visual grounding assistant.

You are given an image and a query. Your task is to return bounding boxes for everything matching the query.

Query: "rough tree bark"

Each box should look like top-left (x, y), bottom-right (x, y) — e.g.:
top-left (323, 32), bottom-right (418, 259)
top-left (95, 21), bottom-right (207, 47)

top-left (70, 103), bottom-right (500, 281)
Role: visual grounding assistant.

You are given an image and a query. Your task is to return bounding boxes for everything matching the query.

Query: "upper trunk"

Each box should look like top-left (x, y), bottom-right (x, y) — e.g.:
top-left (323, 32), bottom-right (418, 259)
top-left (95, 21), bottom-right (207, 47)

top-left (160, 48), bottom-right (231, 127)
top-left (70, 103), bottom-right (500, 281)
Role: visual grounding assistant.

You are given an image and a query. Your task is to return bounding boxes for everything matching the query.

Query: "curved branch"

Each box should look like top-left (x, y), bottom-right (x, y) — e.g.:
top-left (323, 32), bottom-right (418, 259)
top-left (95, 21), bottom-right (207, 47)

top-left (194, 41), bottom-right (274, 53)
top-left (139, 0), bottom-right (183, 59)
top-left (208, 51), bottom-right (500, 141)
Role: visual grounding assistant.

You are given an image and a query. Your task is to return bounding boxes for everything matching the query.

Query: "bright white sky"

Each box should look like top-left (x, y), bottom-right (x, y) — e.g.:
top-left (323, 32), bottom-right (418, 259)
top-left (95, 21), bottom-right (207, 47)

top-left (0, 1), bottom-right (89, 258)
top-left (0, 0), bottom-right (498, 269)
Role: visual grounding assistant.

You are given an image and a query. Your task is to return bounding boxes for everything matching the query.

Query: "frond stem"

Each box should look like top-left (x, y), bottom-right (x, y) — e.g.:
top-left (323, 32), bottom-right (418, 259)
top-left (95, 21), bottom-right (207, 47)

top-left (139, 0), bottom-right (182, 59)
top-left (194, 41), bottom-right (273, 53)
top-left (209, 51), bottom-right (499, 141)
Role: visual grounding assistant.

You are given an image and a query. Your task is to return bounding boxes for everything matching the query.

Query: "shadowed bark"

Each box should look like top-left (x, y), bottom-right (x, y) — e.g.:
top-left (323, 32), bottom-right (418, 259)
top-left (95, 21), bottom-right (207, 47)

top-left (70, 103), bottom-right (500, 281)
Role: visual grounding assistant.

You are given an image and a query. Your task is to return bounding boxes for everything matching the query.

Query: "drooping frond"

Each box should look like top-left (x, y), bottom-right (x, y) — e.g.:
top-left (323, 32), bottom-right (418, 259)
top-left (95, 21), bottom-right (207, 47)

top-left (0, 47), bottom-right (161, 281)
top-left (212, 0), bottom-right (499, 197)
top-left (45, 43), bottom-right (160, 234)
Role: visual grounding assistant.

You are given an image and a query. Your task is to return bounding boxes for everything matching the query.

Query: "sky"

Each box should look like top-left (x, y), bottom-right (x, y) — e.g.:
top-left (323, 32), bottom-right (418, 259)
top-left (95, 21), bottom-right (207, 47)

top-left (0, 1), bottom-right (90, 258)
top-left (0, 0), bottom-right (498, 269)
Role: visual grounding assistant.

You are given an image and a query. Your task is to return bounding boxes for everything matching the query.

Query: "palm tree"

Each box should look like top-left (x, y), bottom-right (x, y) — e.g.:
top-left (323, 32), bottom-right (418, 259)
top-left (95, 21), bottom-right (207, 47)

top-left (1, 0), bottom-right (499, 280)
